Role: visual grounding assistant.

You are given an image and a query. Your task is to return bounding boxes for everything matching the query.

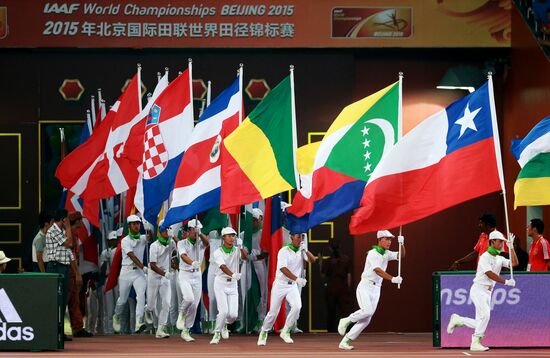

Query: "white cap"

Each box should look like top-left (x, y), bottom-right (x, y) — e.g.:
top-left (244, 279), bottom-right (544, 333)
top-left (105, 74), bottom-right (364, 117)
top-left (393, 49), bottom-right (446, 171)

top-left (377, 230), bottom-right (395, 239)
top-left (489, 231), bottom-right (505, 241)
top-left (187, 219), bottom-right (203, 230)
top-left (252, 208), bottom-right (263, 219)
top-left (116, 227), bottom-right (124, 237)
top-left (127, 214), bottom-right (141, 223)
top-left (0, 251), bottom-right (11, 264)
top-left (221, 227), bottom-right (237, 236)
top-left (108, 231), bottom-right (118, 240)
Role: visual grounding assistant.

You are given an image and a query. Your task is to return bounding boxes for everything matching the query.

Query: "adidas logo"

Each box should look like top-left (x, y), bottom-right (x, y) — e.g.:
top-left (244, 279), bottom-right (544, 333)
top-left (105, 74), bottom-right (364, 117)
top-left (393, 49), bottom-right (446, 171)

top-left (0, 288), bottom-right (34, 341)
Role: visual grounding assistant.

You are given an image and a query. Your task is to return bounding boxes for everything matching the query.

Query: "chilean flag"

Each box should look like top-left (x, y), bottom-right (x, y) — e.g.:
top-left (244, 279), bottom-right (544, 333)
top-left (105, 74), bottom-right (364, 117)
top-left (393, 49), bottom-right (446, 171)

top-left (162, 76), bottom-right (241, 229)
top-left (134, 68), bottom-right (194, 224)
top-left (350, 80), bottom-right (504, 234)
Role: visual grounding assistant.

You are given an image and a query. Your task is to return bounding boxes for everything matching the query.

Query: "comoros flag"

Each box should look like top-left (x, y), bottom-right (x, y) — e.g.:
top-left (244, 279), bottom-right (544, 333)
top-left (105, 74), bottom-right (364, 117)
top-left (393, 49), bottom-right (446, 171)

top-left (162, 76), bottom-right (241, 229)
top-left (135, 68), bottom-right (194, 225)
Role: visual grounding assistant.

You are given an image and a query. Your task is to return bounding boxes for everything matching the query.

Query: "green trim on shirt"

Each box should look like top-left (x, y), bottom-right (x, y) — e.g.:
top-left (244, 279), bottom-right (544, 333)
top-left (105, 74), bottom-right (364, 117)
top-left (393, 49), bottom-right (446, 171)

top-left (285, 243), bottom-right (300, 252)
top-left (128, 232), bottom-right (141, 240)
top-left (372, 245), bottom-right (386, 255)
top-left (221, 245), bottom-right (234, 254)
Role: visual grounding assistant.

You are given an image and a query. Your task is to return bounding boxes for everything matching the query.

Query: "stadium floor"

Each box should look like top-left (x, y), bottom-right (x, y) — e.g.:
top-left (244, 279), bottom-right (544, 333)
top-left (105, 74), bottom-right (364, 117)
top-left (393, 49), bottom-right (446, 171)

top-left (5, 332), bottom-right (550, 357)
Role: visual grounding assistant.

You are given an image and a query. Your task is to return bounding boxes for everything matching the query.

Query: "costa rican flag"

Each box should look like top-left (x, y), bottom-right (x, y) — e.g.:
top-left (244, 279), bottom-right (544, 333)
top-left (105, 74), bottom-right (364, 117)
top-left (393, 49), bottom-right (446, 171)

top-left (162, 75), bottom-right (242, 230)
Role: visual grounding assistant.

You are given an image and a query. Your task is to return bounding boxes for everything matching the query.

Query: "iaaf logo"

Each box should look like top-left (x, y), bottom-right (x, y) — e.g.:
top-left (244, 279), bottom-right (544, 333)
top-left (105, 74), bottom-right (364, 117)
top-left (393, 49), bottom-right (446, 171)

top-left (0, 289), bottom-right (34, 341)
top-left (441, 288), bottom-right (521, 309)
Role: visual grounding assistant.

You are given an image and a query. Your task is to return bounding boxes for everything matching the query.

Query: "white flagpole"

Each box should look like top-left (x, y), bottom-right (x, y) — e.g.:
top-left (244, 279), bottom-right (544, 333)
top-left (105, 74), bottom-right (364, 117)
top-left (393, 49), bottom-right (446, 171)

top-left (207, 80), bottom-right (212, 106)
top-left (86, 110), bottom-right (93, 135)
top-left (90, 95), bottom-right (97, 129)
top-left (487, 73), bottom-right (514, 279)
top-left (397, 72), bottom-right (404, 289)
top-left (137, 64), bottom-right (143, 112)
top-left (97, 88), bottom-right (106, 122)
top-left (238, 64), bottom-right (244, 124)
top-left (289, 65), bottom-right (300, 190)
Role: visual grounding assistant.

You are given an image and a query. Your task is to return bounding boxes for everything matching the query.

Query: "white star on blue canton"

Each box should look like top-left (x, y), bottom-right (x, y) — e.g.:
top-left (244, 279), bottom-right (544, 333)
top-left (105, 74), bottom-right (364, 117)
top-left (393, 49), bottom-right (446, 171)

top-left (454, 103), bottom-right (481, 138)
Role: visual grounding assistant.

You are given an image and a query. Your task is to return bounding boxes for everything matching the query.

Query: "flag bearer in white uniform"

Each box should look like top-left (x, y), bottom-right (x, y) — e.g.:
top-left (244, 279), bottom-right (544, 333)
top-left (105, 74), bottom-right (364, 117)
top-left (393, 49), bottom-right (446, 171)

top-left (210, 227), bottom-right (248, 344)
top-left (337, 230), bottom-right (405, 350)
top-left (176, 219), bottom-right (209, 342)
top-left (145, 223), bottom-right (176, 338)
top-left (100, 231), bottom-right (119, 334)
top-left (113, 215), bottom-right (150, 333)
top-left (248, 208), bottom-right (269, 324)
top-left (207, 229), bottom-right (222, 332)
top-left (447, 231), bottom-right (518, 351)
top-left (257, 231), bottom-right (316, 346)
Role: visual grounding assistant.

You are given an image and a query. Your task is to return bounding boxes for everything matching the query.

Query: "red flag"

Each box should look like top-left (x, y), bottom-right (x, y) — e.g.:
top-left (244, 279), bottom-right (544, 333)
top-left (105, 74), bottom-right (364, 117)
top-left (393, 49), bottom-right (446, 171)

top-left (55, 71), bottom-right (144, 203)
top-left (104, 241), bottom-right (122, 293)
top-left (260, 196), bottom-right (286, 331)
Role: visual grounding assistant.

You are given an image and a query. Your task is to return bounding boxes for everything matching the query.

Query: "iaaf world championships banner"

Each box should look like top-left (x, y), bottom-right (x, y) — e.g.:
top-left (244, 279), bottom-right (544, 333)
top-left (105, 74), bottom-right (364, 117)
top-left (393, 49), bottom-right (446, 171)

top-left (438, 273), bottom-right (550, 347)
top-left (0, 0), bottom-right (510, 48)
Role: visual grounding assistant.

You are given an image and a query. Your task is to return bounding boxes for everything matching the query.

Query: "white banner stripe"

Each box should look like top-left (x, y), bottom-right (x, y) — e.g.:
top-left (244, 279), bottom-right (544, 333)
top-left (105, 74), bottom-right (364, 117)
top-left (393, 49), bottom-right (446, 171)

top-left (170, 166), bottom-right (220, 207)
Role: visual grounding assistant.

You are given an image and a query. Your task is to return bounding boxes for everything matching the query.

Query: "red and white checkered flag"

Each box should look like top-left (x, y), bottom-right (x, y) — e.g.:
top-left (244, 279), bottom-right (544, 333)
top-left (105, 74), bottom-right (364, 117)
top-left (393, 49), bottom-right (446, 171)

top-left (142, 104), bottom-right (169, 179)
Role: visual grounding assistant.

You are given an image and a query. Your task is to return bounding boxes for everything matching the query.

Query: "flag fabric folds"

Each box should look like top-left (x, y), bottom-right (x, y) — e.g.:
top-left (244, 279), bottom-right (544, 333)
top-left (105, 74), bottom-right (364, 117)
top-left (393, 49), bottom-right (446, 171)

top-left (134, 68), bottom-right (194, 224)
top-left (260, 195), bottom-right (286, 331)
top-left (286, 82), bottom-right (400, 232)
top-left (163, 76), bottom-right (241, 228)
top-left (511, 116), bottom-right (550, 208)
top-left (350, 80), bottom-right (503, 234)
top-left (56, 71), bottom-right (144, 210)
top-left (60, 123), bottom-right (99, 267)
top-left (220, 74), bottom-right (298, 212)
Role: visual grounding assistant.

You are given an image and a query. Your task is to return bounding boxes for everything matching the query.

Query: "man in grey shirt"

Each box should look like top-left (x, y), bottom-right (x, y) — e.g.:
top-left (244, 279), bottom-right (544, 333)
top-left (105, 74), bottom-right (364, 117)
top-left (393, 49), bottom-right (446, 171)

top-left (32, 211), bottom-right (53, 272)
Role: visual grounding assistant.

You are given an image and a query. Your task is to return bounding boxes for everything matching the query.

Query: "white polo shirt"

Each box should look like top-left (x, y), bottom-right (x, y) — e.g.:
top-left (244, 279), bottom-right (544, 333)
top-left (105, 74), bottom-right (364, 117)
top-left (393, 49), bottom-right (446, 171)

top-left (213, 246), bottom-right (240, 279)
top-left (150, 240), bottom-right (175, 275)
top-left (275, 245), bottom-right (307, 282)
top-left (178, 238), bottom-right (205, 271)
top-left (121, 234), bottom-right (148, 266)
top-left (473, 251), bottom-right (510, 288)
top-left (360, 248), bottom-right (398, 286)
top-left (207, 231), bottom-right (221, 263)
top-left (99, 247), bottom-right (116, 275)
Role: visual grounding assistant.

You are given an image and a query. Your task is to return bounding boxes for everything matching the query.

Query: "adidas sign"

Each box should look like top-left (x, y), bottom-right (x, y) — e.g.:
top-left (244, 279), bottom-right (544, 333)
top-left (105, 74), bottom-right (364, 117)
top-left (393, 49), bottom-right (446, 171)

top-left (0, 288), bottom-right (34, 341)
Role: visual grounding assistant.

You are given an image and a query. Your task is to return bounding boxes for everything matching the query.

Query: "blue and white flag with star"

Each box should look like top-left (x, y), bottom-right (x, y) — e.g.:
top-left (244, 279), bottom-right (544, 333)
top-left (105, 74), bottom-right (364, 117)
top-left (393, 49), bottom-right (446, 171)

top-left (350, 79), bottom-right (504, 234)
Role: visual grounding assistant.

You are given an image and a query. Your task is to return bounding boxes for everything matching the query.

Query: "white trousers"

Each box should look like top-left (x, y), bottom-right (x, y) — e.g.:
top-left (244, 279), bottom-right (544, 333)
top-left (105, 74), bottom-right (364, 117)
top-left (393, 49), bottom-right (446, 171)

top-left (168, 271), bottom-right (180, 326)
top-left (115, 267), bottom-right (146, 321)
top-left (252, 259), bottom-right (268, 320)
top-left (207, 263), bottom-right (217, 322)
top-left (86, 287), bottom-right (101, 333)
top-left (146, 274), bottom-right (171, 326)
top-left (345, 281), bottom-right (381, 340)
top-left (178, 270), bottom-right (202, 329)
top-left (103, 287), bottom-right (118, 334)
top-left (214, 276), bottom-right (239, 332)
top-left (459, 283), bottom-right (492, 338)
top-left (262, 280), bottom-right (302, 331)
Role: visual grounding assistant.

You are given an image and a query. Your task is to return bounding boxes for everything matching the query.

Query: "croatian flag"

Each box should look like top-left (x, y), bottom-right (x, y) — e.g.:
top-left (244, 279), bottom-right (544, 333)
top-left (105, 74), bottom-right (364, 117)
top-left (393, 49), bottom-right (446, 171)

top-left (162, 76), bottom-right (241, 229)
top-left (350, 80), bottom-right (504, 234)
top-left (135, 68), bottom-right (194, 224)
